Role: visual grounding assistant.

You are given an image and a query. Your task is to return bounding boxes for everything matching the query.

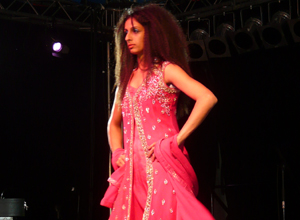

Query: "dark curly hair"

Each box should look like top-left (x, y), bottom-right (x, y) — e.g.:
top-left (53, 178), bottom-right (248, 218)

top-left (114, 4), bottom-right (191, 116)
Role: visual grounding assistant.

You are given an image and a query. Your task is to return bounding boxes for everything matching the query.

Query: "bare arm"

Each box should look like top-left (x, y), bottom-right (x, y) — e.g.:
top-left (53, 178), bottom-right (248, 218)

top-left (164, 64), bottom-right (218, 146)
top-left (107, 88), bottom-right (123, 152)
top-left (107, 88), bottom-right (126, 168)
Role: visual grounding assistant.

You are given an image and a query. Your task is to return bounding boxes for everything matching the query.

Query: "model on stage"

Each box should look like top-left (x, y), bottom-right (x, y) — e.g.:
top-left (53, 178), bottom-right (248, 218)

top-left (101, 4), bottom-right (217, 220)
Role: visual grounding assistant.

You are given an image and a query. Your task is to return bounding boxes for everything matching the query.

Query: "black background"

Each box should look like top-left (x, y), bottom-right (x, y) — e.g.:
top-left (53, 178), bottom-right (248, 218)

top-left (1, 18), bottom-right (300, 220)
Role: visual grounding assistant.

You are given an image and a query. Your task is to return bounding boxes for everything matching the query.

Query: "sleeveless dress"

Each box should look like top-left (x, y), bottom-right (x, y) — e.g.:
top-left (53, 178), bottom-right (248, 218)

top-left (101, 61), bottom-right (214, 220)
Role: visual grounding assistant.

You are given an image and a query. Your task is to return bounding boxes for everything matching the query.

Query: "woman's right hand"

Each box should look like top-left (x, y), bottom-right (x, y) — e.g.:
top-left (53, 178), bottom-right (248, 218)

top-left (112, 148), bottom-right (125, 170)
top-left (116, 154), bottom-right (126, 167)
top-left (147, 142), bottom-right (156, 162)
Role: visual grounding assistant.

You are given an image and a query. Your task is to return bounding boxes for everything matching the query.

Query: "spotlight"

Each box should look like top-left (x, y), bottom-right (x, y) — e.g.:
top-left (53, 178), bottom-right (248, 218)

top-left (259, 11), bottom-right (291, 48)
top-left (204, 12), bottom-right (235, 58)
top-left (205, 23), bottom-right (234, 58)
top-left (287, 18), bottom-right (300, 43)
top-left (188, 41), bottom-right (208, 62)
top-left (258, 1), bottom-right (292, 48)
top-left (233, 18), bottom-right (262, 51)
top-left (231, 6), bottom-right (263, 54)
top-left (52, 42), bottom-right (63, 52)
top-left (190, 29), bottom-right (210, 41)
top-left (52, 41), bottom-right (69, 54)
top-left (187, 19), bottom-right (210, 61)
top-left (51, 41), bottom-right (69, 58)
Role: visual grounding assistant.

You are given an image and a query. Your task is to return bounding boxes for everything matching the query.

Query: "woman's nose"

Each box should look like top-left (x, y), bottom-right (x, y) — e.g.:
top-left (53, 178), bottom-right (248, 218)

top-left (125, 32), bottom-right (131, 42)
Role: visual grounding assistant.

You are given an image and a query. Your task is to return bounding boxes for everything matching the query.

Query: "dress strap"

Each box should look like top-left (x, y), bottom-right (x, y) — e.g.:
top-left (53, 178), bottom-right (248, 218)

top-left (161, 61), bottom-right (171, 74)
top-left (160, 61), bottom-right (179, 90)
top-left (160, 61), bottom-right (171, 85)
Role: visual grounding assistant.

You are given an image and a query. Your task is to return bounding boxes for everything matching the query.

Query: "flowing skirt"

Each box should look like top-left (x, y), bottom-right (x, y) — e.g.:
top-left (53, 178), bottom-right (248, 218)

top-left (101, 135), bottom-right (215, 220)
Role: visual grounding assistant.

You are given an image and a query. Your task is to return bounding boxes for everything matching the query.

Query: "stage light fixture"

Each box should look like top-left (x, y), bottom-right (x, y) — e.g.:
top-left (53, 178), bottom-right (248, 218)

top-left (187, 19), bottom-right (210, 61)
top-left (51, 41), bottom-right (69, 58)
top-left (205, 23), bottom-right (234, 58)
top-left (259, 11), bottom-right (291, 48)
top-left (233, 18), bottom-right (262, 51)
top-left (204, 12), bottom-right (235, 58)
top-left (287, 18), bottom-right (300, 42)
top-left (294, 19), bottom-right (300, 36)
top-left (188, 40), bottom-right (208, 62)
top-left (231, 6), bottom-right (263, 54)
top-left (52, 41), bottom-right (69, 54)
top-left (258, 0), bottom-right (292, 48)
top-left (52, 42), bottom-right (63, 52)
top-left (190, 29), bottom-right (210, 41)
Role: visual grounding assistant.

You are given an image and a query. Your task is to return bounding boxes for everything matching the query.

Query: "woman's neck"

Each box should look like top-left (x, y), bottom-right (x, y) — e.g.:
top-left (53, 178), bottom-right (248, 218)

top-left (137, 53), bottom-right (147, 70)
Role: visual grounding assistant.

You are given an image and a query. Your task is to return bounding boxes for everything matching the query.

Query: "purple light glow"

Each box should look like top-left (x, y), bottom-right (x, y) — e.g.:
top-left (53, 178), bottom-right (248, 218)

top-left (52, 42), bottom-right (62, 52)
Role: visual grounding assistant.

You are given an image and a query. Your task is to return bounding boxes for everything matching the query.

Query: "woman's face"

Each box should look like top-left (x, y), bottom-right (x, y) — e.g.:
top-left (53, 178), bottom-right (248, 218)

top-left (124, 17), bottom-right (145, 56)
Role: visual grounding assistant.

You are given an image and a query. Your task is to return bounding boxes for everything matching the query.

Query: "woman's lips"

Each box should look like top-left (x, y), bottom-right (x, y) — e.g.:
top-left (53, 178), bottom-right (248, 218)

top-left (128, 44), bottom-right (134, 49)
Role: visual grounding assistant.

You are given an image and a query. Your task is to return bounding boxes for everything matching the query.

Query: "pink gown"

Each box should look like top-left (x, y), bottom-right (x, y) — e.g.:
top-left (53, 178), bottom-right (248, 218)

top-left (101, 61), bottom-right (214, 220)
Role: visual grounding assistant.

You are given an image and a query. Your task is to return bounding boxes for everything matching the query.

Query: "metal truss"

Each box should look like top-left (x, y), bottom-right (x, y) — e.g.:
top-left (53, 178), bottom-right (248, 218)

top-left (0, 0), bottom-right (294, 33)
top-left (0, 0), bottom-right (123, 33)
top-left (167, 0), bottom-right (230, 14)
top-left (175, 0), bottom-right (281, 19)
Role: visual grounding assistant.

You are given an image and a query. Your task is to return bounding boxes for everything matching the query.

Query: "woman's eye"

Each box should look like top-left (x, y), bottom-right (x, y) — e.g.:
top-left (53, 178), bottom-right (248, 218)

top-left (133, 28), bottom-right (139, 33)
top-left (124, 30), bottom-right (128, 35)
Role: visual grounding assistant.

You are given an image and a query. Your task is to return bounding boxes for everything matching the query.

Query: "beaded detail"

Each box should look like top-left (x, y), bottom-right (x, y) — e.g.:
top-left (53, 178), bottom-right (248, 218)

top-left (135, 62), bottom-right (180, 117)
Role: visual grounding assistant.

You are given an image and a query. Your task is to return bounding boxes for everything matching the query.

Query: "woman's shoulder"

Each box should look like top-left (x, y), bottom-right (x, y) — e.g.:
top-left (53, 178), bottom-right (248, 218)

top-left (163, 62), bottom-right (192, 87)
top-left (162, 62), bottom-right (185, 78)
top-left (151, 60), bottom-right (184, 80)
top-left (157, 61), bottom-right (182, 72)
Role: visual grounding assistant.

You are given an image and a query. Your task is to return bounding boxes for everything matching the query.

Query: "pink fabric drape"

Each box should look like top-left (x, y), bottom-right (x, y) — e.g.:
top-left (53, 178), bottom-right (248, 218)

top-left (101, 134), bottom-right (214, 220)
top-left (152, 134), bottom-right (214, 220)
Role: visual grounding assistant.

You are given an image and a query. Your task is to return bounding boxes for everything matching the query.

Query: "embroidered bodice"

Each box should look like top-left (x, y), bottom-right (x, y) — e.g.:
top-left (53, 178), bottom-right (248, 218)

top-left (121, 61), bottom-right (180, 151)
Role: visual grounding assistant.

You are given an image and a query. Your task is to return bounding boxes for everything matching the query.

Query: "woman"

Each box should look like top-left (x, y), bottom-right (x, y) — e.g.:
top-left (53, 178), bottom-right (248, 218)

top-left (101, 4), bottom-right (217, 220)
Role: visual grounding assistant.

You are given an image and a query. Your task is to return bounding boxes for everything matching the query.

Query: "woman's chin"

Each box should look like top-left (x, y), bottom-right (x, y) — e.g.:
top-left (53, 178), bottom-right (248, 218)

top-left (129, 49), bottom-right (143, 56)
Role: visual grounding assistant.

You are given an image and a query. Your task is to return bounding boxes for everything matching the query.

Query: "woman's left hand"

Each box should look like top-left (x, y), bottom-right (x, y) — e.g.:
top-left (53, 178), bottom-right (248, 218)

top-left (147, 142), bottom-right (156, 162)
